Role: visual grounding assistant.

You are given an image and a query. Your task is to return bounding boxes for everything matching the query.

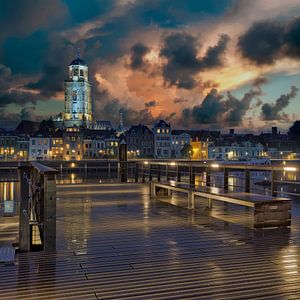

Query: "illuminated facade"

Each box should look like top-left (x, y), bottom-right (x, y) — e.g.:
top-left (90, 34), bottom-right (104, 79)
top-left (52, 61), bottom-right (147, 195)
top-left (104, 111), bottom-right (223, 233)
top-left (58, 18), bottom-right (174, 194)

top-left (63, 127), bottom-right (84, 161)
top-left (64, 53), bottom-right (92, 128)
top-left (191, 138), bottom-right (209, 160)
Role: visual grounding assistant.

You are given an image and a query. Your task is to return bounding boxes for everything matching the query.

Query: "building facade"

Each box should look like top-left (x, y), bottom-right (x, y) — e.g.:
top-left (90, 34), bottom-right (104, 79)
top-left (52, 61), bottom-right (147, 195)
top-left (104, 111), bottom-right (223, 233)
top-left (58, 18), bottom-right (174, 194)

top-left (208, 141), bottom-right (265, 160)
top-left (125, 124), bottom-right (154, 158)
top-left (152, 120), bottom-right (172, 158)
top-left (64, 53), bottom-right (93, 128)
top-left (171, 131), bottom-right (191, 158)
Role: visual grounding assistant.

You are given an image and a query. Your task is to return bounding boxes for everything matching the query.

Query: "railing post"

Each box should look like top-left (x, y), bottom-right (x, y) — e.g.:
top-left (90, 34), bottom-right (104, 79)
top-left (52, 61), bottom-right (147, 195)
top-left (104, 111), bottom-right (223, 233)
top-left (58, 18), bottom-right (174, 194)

top-left (135, 162), bottom-right (139, 183)
top-left (206, 167), bottom-right (211, 187)
top-left (149, 163), bottom-right (152, 181)
top-left (118, 140), bottom-right (127, 183)
top-left (43, 172), bottom-right (57, 252)
top-left (177, 165), bottom-right (181, 182)
top-left (245, 169), bottom-right (250, 193)
top-left (142, 163), bottom-right (145, 183)
top-left (18, 163), bottom-right (31, 252)
top-left (157, 164), bottom-right (161, 182)
top-left (271, 170), bottom-right (277, 197)
top-left (189, 165), bottom-right (195, 188)
top-left (166, 164), bottom-right (170, 181)
top-left (224, 168), bottom-right (229, 191)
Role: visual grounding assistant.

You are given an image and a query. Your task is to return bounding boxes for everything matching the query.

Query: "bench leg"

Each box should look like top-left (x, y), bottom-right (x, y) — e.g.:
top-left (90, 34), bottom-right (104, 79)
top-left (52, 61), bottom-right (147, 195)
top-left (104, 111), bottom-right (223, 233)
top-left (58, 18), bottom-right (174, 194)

top-left (188, 192), bottom-right (194, 209)
top-left (150, 182), bottom-right (156, 197)
top-left (208, 198), bottom-right (212, 210)
top-left (167, 189), bottom-right (172, 197)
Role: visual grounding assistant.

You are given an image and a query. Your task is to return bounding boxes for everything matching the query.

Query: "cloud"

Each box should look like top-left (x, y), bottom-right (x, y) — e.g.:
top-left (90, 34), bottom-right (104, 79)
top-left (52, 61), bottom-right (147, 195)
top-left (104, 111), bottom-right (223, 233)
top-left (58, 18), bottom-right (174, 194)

top-left (0, 64), bottom-right (41, 107)
top-left (238, 17), bottom-right (300, 65)
top-left (145, 100), bottom-right (158, 108)
top-left (261, 86), bottom-right (298, 120)
top-left (160, 32), bottom-right (230, 89)
top-left (174, 98), bottom-right (188, 104)
top-left (181, 87), bottom-right (262, 127)
top-left (26, 33), bottom-right (75, 97)
top-left (129, 43), bottom-right (150, 70)
top-left (0, 0), bottom-right (68, 41)
top-left (252, 76), bottom-right (269, 87)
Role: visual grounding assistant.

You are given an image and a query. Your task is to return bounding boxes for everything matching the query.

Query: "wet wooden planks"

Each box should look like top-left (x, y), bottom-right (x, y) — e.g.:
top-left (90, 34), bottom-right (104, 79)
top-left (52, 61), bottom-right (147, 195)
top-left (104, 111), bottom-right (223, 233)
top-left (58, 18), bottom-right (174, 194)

top-left (0, 183), bottom-right (300, 299)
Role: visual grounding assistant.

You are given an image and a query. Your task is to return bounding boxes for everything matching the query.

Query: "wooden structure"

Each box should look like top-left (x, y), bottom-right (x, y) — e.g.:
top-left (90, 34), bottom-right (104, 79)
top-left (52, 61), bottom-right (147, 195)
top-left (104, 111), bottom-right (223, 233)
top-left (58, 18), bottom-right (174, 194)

top-left (18, 162), bottom-right (58, 252)
top-left (150, 181), bottom-right (292, 228)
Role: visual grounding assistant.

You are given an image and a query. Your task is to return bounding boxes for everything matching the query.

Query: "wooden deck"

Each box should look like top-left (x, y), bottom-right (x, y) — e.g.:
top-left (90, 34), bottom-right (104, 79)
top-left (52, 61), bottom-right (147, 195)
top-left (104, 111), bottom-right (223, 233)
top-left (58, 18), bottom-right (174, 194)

top-left (1, 183), bottom-right (300, 299)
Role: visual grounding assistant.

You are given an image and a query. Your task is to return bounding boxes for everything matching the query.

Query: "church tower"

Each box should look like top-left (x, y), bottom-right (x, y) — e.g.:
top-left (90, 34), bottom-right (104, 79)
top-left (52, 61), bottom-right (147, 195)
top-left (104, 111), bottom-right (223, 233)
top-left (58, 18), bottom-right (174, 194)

top-left (63, 51), bottom-right (93, 128)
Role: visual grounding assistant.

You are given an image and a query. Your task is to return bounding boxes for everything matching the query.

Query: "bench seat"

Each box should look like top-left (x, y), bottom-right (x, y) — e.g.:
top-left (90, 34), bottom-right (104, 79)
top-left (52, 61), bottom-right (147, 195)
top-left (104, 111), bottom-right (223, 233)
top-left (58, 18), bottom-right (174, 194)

top-left (150, 181), bottom-right (291, 228)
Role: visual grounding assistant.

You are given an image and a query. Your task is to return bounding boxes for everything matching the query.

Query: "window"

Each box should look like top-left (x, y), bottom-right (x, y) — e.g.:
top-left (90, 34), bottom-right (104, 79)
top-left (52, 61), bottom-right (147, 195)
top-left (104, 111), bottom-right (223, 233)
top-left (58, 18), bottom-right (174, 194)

top-left (32, 140), bottom-right (35, 145)
top-left (80, 69), bottom-right (84, 76)
top-left (157, 129), bottom-right (160, 133)
top-left (44, 150), bottom-right (47, 154)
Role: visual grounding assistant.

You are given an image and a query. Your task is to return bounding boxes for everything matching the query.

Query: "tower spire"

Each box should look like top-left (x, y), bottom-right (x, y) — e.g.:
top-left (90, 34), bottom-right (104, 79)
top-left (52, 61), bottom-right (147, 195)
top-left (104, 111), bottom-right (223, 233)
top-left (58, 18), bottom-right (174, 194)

top-left (76, 47), bottom-right (81, 59)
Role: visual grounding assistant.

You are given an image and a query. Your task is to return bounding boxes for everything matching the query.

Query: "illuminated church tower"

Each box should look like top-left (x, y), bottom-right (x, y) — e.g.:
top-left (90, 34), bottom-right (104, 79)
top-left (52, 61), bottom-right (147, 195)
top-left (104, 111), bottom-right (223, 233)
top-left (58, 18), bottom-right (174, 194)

top-left (63, 51), bottom-right (93, 128)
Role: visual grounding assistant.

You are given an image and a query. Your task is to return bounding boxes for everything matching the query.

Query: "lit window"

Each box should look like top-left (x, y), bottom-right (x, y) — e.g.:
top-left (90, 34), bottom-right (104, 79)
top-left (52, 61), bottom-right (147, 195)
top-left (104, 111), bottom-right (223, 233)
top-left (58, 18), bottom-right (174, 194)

top-left (157, 129), bottom-right (160, 133)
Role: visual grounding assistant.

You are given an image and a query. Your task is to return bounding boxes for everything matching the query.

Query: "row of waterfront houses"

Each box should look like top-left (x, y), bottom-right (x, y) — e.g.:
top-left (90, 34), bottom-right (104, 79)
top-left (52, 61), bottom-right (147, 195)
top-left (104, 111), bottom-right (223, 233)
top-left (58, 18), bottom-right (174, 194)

top-left (0, 120), bottom-right (298, 161)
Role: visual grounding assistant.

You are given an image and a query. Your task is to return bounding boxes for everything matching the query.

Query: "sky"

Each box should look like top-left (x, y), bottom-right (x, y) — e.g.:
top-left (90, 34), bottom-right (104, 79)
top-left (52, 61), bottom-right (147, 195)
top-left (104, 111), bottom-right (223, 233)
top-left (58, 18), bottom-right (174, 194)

top-left (1, 0), bottom-right (300, 133)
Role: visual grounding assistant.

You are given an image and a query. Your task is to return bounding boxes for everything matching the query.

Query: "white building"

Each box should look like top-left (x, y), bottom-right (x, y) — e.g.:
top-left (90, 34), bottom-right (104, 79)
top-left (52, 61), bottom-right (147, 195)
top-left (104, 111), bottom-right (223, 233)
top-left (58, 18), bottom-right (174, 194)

top-left (64, 51), bottom-right (93, 128)
top-left (29, 136), bottom-right (51, 160)
top-left (171, 131), bottom-right (191, 158)
top-left (208, 141), bottom-right (265, 160)
top-left (152, 120), bottom-right (172, 158)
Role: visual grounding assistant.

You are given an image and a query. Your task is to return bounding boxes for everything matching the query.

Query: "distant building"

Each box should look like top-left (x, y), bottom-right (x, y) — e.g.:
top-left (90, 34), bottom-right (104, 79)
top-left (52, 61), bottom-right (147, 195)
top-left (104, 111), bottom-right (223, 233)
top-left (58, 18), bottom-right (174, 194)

top-left (191, 138), bottom-right (209, 160)
top-left (63, 127), bottom-right (84, 161)
top-left (83, 129), bottom-right (119, 159)
top-left (0, 131), bottom-right (18, 160)
top-left (208, 141), bottom-right (265, 160)
top-left (125, 124), bottom-right (154, 158)
top-left (152, 120), bottom-right (172, 158)
top-left (171, 130), bottom-right (191, 158)
top-left (29, 134), bottom-right (51, 160)
top-left (63, 52), bottom-right (93, 128)
top-left (94, 121), bottom-right (113, 130)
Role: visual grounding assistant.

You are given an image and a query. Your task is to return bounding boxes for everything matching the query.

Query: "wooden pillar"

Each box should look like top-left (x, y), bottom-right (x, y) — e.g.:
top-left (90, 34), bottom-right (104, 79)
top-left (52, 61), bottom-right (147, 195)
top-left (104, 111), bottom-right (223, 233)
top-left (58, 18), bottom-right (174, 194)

top-left (271, 170), bottom-right (277, 197)
top-left (18, 164), bottom-right (31, 252)
top-left (206, 167), bottom-right (211, 187)
top-left (43, 173), bottom-right (56, 252)
top-left (224, 168), bottom-right (229, 191)
top-left (245, 169), bottom-right (250, 193)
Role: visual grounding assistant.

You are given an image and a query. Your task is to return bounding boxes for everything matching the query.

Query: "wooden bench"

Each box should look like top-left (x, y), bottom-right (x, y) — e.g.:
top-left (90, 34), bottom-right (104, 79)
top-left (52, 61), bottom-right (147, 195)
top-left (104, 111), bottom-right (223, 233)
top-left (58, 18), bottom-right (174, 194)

top-left (150, 181), bottom-right (291, 228)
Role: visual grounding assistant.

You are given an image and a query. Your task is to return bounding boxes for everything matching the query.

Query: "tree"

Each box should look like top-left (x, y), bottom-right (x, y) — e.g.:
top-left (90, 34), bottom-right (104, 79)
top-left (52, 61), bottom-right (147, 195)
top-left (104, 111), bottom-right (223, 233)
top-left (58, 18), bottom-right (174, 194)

top-left (288, 121), bottom-right (300, 146)
top-left (181, 143), bottom-right (193, 159)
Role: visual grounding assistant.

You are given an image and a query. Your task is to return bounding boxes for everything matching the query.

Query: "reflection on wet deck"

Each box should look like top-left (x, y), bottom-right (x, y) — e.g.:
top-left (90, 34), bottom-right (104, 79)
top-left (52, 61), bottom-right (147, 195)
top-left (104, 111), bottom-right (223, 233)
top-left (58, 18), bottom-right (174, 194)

top-left (1, 183), bottom-right (300, 299)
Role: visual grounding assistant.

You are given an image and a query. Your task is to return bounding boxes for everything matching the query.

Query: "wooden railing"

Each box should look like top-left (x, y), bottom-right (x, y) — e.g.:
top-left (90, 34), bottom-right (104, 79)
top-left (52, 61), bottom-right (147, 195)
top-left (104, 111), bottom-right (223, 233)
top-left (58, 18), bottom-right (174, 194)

top-left (18, 162), bottom-right (58, 252)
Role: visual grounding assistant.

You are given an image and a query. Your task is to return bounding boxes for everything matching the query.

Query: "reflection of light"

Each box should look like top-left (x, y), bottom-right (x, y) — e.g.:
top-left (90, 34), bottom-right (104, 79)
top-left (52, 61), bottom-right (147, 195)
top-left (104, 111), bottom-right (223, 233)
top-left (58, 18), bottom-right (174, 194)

top-left (71, 162), bottom-right (76, 168)
top-left (169, 162), bottom-right (176, 166)
top-left (284, 167), bottom-right (297, 171)
top-left (169, 180), bottom-right (176, 186)
top-left (211, 164), bottom-right (219, 168)
top-left (71, 173), bottom-right (76, 184)
top-left (144, 161), bottom-right (149, 165)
